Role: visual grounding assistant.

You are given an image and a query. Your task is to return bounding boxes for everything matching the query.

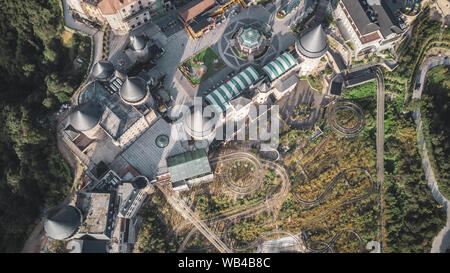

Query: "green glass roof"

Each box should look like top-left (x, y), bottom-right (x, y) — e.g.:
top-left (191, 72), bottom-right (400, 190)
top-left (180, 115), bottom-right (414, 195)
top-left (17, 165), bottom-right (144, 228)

top-left (167, 149), bottom-right (211, 183)
top-left (238, 27), bottom-right (262, 49)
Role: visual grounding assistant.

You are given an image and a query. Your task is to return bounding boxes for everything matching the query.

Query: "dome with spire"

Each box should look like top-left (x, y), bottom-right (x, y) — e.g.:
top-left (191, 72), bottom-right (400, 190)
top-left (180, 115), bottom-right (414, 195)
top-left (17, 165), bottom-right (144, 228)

top-left (119, 76), bottom-right (150, 105)
top-left (295, 24), bottom-right (329, 59)
top-left (44, 205), bottom-right (82, 240)
top-left (69, 102), bottom-right (103, 132)
top-left (92, 60), bottom-right (114, 80)
top-left (183, 105), bottom-right (216, 140)
top-left (129, 35), bottom-right (147, 51)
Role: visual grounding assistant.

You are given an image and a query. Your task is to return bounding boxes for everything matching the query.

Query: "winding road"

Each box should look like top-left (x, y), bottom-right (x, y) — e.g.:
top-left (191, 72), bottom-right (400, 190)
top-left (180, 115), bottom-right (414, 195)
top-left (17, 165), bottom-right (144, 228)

top-left (292, 167), bottom-right (374, 207)
top-left (61, 0), bottom-right (104, 70)
top-left (411, 56), bottom-right (450, 253)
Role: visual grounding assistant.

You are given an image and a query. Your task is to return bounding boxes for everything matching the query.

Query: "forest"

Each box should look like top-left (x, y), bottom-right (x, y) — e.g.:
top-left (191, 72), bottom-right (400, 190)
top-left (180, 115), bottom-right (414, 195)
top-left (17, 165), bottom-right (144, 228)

top-left (379, 9), bottom-right (449, 252)
top-left (342, 80), bottom-right (445, 252)
top-left (0, 0), bottom-right (89, 252)
top-left (420, 66), bottom-right (450, 200)
top-left (383, 79), bottom-right (446, 252)
top-left (383, 97), bottom-right (445, 252)
top-left (134, 193), bottom-right (178, 253)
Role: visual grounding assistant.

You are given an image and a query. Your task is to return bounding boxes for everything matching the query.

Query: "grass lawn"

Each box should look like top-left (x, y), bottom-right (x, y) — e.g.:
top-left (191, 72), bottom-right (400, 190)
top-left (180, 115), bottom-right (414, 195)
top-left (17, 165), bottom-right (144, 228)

top-left (341, 81), bottom-right (377, 99)
top-left (179, 47), bottom-right (225, 86)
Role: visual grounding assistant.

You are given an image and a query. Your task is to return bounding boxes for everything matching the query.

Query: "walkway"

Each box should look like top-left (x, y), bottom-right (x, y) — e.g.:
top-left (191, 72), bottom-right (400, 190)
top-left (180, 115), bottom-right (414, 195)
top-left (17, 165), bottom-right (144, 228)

top-left (375, 67), bottom-right (386, 252)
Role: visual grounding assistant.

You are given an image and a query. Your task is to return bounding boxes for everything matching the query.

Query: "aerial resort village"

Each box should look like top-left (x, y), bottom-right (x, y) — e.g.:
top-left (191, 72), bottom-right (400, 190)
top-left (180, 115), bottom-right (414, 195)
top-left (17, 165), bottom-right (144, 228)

top-left (26, 0), bottom-right (449, 254)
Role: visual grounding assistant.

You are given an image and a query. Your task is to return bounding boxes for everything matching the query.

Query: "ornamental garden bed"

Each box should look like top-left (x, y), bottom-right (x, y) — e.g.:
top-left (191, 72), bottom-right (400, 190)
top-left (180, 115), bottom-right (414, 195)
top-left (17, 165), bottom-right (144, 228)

top-left (178, 46), bottom-right (225, 87)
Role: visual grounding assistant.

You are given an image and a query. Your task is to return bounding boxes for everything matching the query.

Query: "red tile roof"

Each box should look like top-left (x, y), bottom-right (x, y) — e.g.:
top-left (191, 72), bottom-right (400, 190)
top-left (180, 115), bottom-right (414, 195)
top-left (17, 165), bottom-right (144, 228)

top-left (178, 0), bottom-right (215, 23)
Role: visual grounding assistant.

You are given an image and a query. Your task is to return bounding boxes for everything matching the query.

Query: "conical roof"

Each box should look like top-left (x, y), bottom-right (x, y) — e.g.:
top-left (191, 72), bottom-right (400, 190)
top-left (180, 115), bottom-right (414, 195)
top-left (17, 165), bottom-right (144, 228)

top-left (44, 205), bottom-right (82, 240)
top-left (92, 60), bottom-right (114, 80)
top-left (183, 106), bottom-right (216, 140)
top-left (69, 102), bottom-right (103, 132)
top-left (129, 35), bottom-right (147, 51)
top-left (296, 25), bottom-right (329, 58)
top-left (120, 76), bottom-right (148, 104)
top-left (130, 176), bottom-right (149, 189)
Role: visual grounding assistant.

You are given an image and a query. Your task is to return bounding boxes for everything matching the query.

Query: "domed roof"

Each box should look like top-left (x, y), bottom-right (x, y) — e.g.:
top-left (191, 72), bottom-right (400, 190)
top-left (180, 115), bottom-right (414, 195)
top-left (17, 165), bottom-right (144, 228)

top-left (44, 205), bottom-right (82, 240)
top-left (92, 60), bottom-right (114, 80)
top-left (296, 24), bottom-right (329, 58)
top-left (155, 134), bottom-right (169, 148)
top-left (129, 35), bottom-right (147, 51)
top-left (119, 76), bottom-right (148, 104)
top-left (183, 106), bottom-right (216, 140)
top-left (69, 102), bottom-right (103, 132)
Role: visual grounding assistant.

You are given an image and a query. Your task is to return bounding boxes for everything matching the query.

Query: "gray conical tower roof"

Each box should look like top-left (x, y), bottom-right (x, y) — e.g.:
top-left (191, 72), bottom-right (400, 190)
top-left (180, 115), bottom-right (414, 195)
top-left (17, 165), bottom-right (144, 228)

top-left (69, 102), bottom-right (103, 132)
top-left (44, 205), bottom-right (82, 240)
top-left (296, 25), bottom-right (329, 58)
top-left (92, 60), bottom-right (114, 80)
top-left (130, 35), bottom-right (147, 51)
top-left (130, 176), bottom-right (149, 189)
top-left (183, 105), bottom-right (216, 140)
top-left (120, 76), bottom-right (148, 104)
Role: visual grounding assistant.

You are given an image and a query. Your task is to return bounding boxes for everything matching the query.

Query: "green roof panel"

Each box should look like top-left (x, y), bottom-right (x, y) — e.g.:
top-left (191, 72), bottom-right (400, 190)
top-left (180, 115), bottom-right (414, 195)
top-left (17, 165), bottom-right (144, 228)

top-left (205, 66), bottom-right (259, 113)
top-left (262, 52), bottom-right (298, 82)
top-left (167, 149), bottom-right (211, 183)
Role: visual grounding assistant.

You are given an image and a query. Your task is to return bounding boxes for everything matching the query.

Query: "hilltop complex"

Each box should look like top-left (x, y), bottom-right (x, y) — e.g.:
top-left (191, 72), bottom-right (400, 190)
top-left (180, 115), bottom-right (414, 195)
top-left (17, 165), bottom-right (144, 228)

top-left (31, 0), bottom-right (449, 254)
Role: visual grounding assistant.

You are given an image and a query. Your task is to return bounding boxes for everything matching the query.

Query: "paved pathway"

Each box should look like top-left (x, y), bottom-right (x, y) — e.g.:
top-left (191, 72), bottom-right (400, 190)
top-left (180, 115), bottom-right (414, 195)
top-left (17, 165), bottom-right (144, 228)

top-left (411, 56), bottom-right (450, 253)
top-left (413, 57), bottom-right (450, 99)
top-left (374, 67), bottom-right (387, 251)
top-left (61, 0), bottom-right (104, 68)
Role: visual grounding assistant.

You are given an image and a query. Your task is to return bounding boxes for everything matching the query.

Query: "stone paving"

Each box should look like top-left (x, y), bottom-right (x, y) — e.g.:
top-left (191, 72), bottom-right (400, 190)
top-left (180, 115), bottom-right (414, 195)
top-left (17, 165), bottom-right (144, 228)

top-left (104, 3), bottom-right (304, 111)
top-left (277, 80), bottom-right (325, 130)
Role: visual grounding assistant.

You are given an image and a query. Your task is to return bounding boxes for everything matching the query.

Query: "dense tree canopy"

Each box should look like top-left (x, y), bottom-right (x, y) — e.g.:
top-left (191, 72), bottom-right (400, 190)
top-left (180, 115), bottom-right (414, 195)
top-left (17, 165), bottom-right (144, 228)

top-left (0, 0), bottom-right (89, 252)
top-left (420, 66), bottom-right (450, 199)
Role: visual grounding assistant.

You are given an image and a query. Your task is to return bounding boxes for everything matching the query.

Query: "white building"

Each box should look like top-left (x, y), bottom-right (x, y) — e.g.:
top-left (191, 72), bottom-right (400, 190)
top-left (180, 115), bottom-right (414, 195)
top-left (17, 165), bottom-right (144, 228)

top-left (77, 0), bottom-right (171, 33)
top-left (295, 24), bottom-right (329, 75)
top-left (334, 0), bottom-right (404, 57)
